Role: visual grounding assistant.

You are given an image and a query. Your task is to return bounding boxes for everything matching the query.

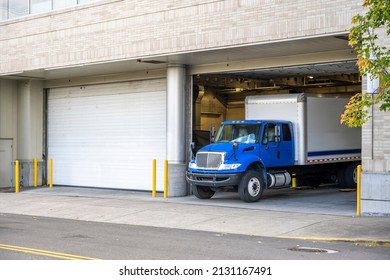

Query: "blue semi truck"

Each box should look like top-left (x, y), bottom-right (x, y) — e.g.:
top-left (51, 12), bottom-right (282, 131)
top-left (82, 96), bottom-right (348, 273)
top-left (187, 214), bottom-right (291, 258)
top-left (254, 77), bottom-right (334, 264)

top-left (186, 94), bottom-right (361, 202)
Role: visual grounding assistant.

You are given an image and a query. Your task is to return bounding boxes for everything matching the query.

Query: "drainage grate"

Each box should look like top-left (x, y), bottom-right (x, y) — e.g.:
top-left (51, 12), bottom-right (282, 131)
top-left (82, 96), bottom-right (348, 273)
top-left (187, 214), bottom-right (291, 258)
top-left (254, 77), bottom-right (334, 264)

top-left (288, 246), bottom-right (339, 254)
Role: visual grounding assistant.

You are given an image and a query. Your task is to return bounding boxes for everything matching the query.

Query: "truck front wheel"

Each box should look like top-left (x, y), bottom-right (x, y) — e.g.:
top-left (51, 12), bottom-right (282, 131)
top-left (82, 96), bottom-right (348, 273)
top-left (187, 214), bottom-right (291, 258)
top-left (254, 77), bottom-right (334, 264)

top-left (238, 170), bottom-right (264, 202)
top-left (192, 185), bottom-right (215, 199)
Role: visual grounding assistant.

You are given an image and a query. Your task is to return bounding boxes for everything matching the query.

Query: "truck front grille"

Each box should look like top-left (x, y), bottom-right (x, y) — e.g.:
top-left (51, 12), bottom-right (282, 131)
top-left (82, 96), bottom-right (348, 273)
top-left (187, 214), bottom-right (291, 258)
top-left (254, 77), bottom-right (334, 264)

top-left (196, 152), bottom-right (224, 169)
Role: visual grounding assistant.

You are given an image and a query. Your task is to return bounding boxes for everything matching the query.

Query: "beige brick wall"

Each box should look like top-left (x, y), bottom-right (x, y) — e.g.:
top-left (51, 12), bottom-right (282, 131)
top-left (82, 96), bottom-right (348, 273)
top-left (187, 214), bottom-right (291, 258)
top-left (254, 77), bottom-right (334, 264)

top-left (0, 0), bottom-right (361, 74)
top-left (362, 105), bottom-right (390, 173)
top-left (361, 27), bottom-right (390, 173)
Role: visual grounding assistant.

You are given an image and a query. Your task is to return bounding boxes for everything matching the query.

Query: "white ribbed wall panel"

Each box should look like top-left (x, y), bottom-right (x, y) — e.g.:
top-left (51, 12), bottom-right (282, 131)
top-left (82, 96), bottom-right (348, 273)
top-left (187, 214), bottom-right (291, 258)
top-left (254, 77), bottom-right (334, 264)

top-left (48, 79), bottom-right (166, 190)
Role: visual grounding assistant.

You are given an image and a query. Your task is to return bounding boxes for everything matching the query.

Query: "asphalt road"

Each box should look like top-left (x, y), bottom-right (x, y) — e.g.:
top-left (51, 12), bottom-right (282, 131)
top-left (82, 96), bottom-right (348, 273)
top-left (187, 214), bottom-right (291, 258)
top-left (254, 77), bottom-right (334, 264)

top-left (0, 213), bottom-right (389, 260)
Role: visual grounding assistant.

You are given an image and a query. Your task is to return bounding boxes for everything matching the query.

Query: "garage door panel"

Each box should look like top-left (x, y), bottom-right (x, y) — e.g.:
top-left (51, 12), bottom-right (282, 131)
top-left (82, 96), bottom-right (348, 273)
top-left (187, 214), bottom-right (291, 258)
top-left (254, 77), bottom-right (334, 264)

top-left (53, 159), bottom-right (163, 189)
top-left (48, 79), bottom-right (166, 190)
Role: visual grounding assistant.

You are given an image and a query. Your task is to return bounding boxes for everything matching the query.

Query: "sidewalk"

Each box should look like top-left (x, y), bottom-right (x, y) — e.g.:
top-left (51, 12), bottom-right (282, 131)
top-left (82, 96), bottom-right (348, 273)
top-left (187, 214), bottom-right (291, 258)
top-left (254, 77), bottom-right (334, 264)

top-left (0, 186), bottom-right (389, 247)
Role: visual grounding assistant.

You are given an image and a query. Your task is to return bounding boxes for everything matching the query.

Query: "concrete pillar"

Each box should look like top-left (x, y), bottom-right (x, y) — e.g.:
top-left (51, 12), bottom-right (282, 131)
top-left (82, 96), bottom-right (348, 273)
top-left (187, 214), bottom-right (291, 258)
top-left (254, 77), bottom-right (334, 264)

top-left (17, 80), bottom-right (43, 160)
top-left (166, 64), bottom-right (187, 196)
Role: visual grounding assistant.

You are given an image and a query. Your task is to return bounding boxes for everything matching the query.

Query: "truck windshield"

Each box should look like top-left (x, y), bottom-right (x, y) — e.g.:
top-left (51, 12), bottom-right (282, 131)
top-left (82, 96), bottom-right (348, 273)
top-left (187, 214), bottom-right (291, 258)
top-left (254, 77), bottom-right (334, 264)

top-left (215, 124), bottom-right (261, 143)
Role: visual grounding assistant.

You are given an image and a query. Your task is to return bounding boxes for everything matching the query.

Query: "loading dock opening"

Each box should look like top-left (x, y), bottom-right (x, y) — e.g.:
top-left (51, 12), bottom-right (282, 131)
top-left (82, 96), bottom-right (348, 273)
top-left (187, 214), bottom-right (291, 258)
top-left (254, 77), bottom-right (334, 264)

top-left (191, 60), bottom-right (361, 191)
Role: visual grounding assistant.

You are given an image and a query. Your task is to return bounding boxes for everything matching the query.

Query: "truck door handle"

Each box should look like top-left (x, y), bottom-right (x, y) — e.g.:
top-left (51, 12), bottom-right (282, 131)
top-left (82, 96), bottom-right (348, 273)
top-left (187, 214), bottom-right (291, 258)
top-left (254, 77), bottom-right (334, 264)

top-left (277, 151), bottom-right (280, 159)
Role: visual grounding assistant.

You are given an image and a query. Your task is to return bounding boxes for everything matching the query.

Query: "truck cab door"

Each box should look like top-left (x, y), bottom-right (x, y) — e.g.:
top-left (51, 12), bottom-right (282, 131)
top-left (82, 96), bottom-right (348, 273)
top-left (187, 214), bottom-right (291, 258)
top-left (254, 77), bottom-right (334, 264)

top-left (260, 122), bottom-right (294, 168)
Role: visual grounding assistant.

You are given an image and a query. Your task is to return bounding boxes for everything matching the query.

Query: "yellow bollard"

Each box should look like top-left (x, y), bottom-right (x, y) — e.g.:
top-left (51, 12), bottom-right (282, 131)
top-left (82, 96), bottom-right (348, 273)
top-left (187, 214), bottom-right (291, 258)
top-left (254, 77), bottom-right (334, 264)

top-left (49, 158), bottom-right (53, 188)
top-left (357, 164), bottom-right (362, 217)
top-left (152, 159), bottom-right (157, 197)
top-left (291, 173), bottom-right (297, 188)
top-left (33, 158), bottom-right (38, 187)
top-left (164, 160), bottom-right (168, 198)
top-left (15, 160), bottom-right (19, 193)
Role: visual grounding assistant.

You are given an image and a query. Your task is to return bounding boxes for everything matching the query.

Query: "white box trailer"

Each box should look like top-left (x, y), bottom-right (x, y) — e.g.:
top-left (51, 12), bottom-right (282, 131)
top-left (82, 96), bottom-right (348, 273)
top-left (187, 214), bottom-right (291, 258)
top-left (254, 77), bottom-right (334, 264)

top-left (245, 93), bottom-right (362, 166)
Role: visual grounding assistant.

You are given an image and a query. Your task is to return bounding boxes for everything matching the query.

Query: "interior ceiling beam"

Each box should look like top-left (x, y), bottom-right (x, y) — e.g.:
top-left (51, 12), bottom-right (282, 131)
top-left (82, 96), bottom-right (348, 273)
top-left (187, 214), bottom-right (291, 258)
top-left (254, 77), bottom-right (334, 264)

top-left (188, 49), bottom-right (356, 75)
top-left (224, 85), bottom-right (361, 105)
top-left (194, 72), bottom-right (360, 92)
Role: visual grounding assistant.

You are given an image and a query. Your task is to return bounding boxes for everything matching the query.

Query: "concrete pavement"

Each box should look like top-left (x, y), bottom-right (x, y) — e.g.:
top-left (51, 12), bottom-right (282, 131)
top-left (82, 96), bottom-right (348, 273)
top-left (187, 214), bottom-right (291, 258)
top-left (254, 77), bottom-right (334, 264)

top-left (0, 186), bottom-right (389, 247)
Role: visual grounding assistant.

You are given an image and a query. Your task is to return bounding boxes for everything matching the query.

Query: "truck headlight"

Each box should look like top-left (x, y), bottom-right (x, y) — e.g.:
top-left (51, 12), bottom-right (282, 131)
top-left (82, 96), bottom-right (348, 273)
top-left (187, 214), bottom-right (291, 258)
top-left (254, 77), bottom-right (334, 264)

top-left (219, 163), bottom-right (241, 170)
top-left (188, 162), bottom-right (197, 169)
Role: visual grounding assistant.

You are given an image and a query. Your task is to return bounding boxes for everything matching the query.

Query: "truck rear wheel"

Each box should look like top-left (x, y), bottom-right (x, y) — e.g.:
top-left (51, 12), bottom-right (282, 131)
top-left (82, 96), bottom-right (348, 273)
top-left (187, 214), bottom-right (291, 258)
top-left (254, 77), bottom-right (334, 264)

top-left (344, 162), bottom-right (359, 188)
top-left (337, 162), bottom-right (359, 188)
top-left (192, 185), bottom-right (215, 199)
top-left (238, 170), bottom-right (264, 202)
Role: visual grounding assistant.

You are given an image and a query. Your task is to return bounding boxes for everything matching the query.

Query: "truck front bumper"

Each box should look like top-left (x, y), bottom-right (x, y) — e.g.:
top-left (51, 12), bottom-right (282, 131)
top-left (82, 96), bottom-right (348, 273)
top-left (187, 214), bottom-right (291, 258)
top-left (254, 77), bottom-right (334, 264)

top-left (186, 171), bottom-right (242, 187)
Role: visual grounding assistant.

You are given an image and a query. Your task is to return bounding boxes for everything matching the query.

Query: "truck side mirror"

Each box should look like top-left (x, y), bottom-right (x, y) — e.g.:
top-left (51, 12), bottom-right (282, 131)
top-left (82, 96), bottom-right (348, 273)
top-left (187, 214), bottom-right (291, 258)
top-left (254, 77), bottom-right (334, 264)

top-left (190, 142), bottom-right (196, 159)
top-left (210, 126), bottom-right (215, 143)
top-left (232, 141), bottom-right (238, 160)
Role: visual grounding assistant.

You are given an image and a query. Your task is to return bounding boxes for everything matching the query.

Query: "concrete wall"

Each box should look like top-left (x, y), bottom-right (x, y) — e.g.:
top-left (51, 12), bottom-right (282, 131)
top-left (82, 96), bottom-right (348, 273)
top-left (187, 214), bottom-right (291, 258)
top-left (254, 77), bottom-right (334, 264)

top-left (0, 79), bottom-right (18, 160)
top-left (227, 106), bottom-right (245, 121)
top-left (200, 88), bottom-right (226, 131)
top-left (360, 27), bottom-right (390, 216)
top-left (0, 0), bottom-right (361, 75)
top-left (0, 79), bottom-right (43, 161)
top-left (361, 172), bottom-right (390, 216)
top-left (361, 79), bottom-right (390, 216)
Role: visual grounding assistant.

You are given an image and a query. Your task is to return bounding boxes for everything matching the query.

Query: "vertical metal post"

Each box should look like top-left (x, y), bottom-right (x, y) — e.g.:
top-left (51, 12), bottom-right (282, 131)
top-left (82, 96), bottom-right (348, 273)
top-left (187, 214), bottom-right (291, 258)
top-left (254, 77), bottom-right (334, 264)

top-left (164, 160), bottom-right (168, 198)
top-left (49, 158), bottom-right (53, 188)
top-left (357, 165), bottom-right (362, 217)
top-left (152, 159), bottom-right (157, 197)
top-left (15, 160), bottom-right (19, 193)
top-left (291, 174), bottom-right (297, 188)
top-left (34, 158), bottom-right (38, 187)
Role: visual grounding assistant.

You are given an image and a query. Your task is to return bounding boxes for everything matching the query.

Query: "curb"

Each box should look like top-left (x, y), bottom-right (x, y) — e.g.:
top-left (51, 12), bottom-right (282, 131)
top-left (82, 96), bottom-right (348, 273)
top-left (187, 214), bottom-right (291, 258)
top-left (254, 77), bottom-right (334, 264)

top-left (275, 235), bottom-right (390, 248)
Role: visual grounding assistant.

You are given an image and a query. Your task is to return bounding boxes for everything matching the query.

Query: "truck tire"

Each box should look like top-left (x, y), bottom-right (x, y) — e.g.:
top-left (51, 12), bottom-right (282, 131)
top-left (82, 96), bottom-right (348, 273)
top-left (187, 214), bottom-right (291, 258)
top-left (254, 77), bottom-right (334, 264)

top-left (344, 162), bottom-right (360, 188)
top-left (238, 170), bottom-right (264, 202)
top-left (192, 185), bottom-right (215, 199)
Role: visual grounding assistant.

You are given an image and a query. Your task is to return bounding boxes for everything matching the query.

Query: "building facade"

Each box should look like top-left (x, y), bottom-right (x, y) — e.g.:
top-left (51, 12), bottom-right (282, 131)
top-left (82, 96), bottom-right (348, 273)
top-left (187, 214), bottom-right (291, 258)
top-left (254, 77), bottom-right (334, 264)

top-left (0, 0), bottom-right (389, 214)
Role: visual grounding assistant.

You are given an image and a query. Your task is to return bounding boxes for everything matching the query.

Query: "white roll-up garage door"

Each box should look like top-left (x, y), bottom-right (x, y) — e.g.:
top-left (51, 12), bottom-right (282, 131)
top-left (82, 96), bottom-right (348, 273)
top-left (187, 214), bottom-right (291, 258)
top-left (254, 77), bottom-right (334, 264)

top-left (48, 79), bottom-right (166, 190)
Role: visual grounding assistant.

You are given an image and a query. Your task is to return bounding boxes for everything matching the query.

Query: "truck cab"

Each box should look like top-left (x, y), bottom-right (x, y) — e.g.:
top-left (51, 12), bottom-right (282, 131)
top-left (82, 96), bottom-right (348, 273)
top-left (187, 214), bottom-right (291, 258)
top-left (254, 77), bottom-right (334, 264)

top-left (186, 120), bottom-right (294, 202)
